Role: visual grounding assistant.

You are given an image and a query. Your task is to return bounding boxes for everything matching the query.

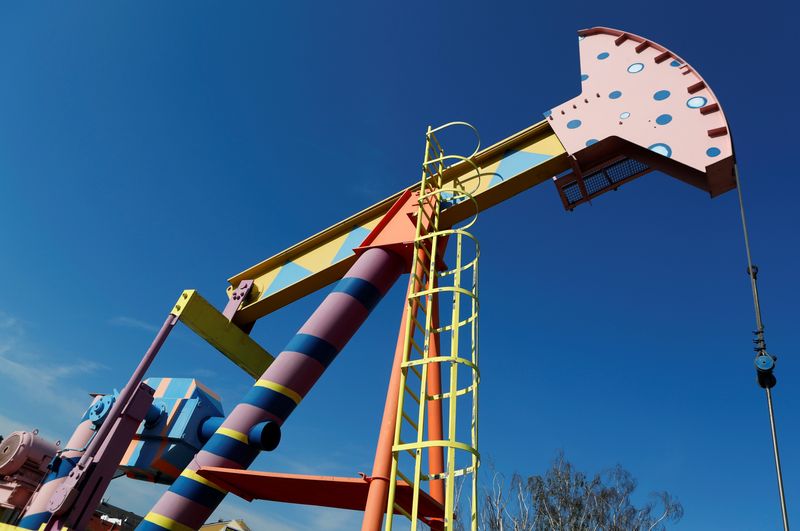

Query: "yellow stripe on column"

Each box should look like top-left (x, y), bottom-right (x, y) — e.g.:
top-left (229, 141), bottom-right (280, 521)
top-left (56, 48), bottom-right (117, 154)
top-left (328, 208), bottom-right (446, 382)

top-left (179, 468), bottom-right (227, 493)
top-left (255, 379), bottom-right (303, 404)
top-left (215, 427), bottom-right (250, 445)
top-left (143, 512), bottom-right (195, 531)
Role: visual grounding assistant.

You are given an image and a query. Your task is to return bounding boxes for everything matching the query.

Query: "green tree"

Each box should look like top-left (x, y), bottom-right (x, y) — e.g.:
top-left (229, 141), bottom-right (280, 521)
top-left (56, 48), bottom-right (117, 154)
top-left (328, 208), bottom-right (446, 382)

top-left (479, 452), bottom-right (683, 531)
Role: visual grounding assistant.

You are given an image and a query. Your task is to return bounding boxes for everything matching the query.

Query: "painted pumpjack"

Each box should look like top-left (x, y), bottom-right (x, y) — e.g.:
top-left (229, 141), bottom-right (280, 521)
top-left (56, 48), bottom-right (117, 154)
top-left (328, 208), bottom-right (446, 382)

top-left (0, 27), bottom-right (787, 531)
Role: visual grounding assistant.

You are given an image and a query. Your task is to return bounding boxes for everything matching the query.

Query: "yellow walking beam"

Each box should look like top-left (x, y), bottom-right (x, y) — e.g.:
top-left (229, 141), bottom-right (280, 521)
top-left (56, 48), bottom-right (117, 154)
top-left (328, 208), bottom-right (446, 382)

top-left (228, 120), bottom-right (568, 324)
top-left (227, 27), bottom-right (738, 325)
top-left (172, 290), bottom-right (274, 378)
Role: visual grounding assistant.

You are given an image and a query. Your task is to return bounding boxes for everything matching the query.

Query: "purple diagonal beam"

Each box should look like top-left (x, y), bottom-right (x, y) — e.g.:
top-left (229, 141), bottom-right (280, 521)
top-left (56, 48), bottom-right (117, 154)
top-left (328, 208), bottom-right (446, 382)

top-left (139, 247), bottom-right (405, 531)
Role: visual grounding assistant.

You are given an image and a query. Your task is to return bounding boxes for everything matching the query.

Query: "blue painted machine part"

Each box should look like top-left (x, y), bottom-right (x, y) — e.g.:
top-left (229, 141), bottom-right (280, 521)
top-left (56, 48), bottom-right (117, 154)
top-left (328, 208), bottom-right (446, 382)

top-left (755, 354), bottom-right (777, 389)
top-left (755, 354), bottom-right (775, 372)
top-left (199, 416), bottom-right (224, 442)
top-left (144, 401), bottom-right (166, 428)
top-left (88, 393), bottom-right (117, 429)
top-left (249, 421), bottom-right (281, 451)
top-left (118, 378), bottom-right (225, 484)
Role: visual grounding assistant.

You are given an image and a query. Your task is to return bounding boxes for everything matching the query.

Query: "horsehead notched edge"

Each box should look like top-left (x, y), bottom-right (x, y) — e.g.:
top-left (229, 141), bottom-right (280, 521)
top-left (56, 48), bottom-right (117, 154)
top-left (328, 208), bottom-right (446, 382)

top-left (548, 27), bottom-right (735, 209)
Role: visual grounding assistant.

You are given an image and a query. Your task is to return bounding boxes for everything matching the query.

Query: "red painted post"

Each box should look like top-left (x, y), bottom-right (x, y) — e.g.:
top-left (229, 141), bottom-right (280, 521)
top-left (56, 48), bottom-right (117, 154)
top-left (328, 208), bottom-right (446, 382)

top-left (362, 248), bottom-right (428, 531)
top-left (426, 289), bottom-right (445, 505)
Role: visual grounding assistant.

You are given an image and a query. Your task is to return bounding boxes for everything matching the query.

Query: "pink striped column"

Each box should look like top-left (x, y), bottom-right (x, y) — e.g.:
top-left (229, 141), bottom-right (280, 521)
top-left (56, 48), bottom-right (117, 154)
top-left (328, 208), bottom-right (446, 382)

top-left (139, 247), bottom-right (405, 530)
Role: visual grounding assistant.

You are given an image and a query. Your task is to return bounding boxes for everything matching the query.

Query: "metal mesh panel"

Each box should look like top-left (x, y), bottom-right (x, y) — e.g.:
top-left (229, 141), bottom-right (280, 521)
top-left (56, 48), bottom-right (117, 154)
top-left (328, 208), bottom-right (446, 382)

top-left (580, 158), bottom-right (650, 198)
top-left (605, 158), bottom-right (649, 184)
top-left (562, 182), bottom-right (583, 204)
top-left (558, 158), bottom-right (649, 208)
top-left (584, 172), bottom-right (612, 194)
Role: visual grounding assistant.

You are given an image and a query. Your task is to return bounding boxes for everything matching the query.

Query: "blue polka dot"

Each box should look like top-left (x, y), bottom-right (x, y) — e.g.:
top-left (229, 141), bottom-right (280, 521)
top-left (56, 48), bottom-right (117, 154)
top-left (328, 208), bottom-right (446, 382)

top-left (597, 52), bottom-right (610, 60)
top-left (670, 60), bottom-right (681, 67)
top-left (706, 147), bottom-right (721, 157)
top-left (653, 90), bottom-right (671, 101)
top-left (620, 112), bottom-right (630, 119)
top-left (656, 114), bottom-right (672, 125)
top-left (586, 139), bottom-right (598, 146)
top-left (687, 96), bottom-right (708, 109)
top-left (581, 74), bottom-right (589, 82)
top-left (649, 143), bottom-right (673, 158)
top-left (543, 110), bottom-right (552, 118)
top-left (609, 90), bottom-right (622, 99)
top-left (627, 63), bottom-right (644, 73)
top-left (567, 119), bottom-right (582, 129)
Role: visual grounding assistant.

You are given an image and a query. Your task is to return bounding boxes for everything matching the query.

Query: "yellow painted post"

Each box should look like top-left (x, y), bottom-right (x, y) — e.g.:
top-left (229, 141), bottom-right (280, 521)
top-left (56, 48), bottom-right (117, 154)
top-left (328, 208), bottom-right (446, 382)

top-left (171, 290), bottom-right (274, 378)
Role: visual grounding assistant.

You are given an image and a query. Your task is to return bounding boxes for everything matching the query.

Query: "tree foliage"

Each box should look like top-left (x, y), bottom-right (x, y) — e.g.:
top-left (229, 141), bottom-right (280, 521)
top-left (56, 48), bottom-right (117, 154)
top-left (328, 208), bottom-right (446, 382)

top-left (478, 452), bottom-right (683, 531)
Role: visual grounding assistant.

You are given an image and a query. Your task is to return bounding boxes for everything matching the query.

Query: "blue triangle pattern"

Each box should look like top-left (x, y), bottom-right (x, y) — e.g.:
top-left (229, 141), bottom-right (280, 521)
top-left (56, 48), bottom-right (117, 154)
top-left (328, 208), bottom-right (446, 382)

top-left (265, 261), bottom-right (314, 295)
top-left (490, 150), bottom-right (552, 188)
top-left (332, 225), bottom-right (371, 264)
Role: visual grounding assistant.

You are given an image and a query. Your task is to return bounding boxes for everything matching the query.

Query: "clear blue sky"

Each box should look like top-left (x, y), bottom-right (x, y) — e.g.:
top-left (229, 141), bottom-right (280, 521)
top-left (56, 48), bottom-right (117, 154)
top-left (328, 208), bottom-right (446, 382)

top-left (0, 2), bottom-right (797, 529)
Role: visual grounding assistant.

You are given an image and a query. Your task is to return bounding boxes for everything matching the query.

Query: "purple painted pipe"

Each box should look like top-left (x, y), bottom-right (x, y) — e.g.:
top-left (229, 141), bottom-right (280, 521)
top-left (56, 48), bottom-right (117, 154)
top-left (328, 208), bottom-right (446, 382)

top-left (139, 247), bottom-right (405, 530)
top-left (19, 315), bottom-right (177, 530)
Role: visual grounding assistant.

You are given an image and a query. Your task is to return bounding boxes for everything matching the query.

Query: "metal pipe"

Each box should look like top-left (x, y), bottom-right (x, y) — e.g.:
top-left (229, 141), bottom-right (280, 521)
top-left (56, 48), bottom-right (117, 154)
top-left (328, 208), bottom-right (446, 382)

top-left (363, 244), bottom-right (438, 530)
top-left (362, 283), bottom-right (415, 531)
top-left (767, 388), bottom-right (790, 530)
top-left (734, 165), bottom-right (763, 332)
top-left (79, 314), bottom-right (178, 467)
top-left (426, 287), bottom-right (445, 505)
top-left (734, 165), bottom-right (789, 530)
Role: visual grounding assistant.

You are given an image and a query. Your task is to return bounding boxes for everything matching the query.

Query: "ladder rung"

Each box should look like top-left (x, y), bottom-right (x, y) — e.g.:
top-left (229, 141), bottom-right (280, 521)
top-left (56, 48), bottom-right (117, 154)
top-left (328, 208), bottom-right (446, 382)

top-left (429, 133), bottom-right (445, 153)
top-left (396, 468), bottom-right (414, 485)
top-left (393, 502), bottom-right (412, 520)
top-left (411, 316), bottom-right (426, 335)
top-left (407, 363), bottom-right (422, 380)
top-left (416, 240), bottom-right (433, 260)
top-left (422, 163), bottom-right (437, 177)
top-left (394, 466), bottom-right (430, 483)
top-left (401, 411), bottom-right (418, 430)
top-left (410, 271), bottom-right (428, 288)
top-left (417, 208), bottom-right (436, 230)
top-left (408, 293), bottom-right (434, 307)
top-left (396, 467), bottom-right (430, 482)
top-left (403, 385), bottom-right (420, 404)
top-left (395, 442), bottom-right (417, 460)
top-left (408, 337), bottom-right (425, 356)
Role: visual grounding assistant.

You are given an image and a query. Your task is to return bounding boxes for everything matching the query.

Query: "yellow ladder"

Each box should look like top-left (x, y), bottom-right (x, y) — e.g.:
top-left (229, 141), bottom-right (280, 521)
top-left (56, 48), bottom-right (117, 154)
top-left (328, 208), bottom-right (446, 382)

top-left (386, 123), bottom-right (481, 531)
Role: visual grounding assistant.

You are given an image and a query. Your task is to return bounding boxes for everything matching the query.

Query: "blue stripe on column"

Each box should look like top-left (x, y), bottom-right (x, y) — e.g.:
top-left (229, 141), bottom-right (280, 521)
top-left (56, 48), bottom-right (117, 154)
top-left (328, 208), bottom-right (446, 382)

top-left (283, 333), bottom-right (339, 367)
top-left (169, 476), bottom-right (227, 509)
top-left (333, 277), bottom-right (383, 311)
top-left (243, 386), bottom-right (298, 420)
top-left (136, 521), bottom-right (170, 531)
top-left (202, 434), bottom-right (259, 466)
top-left (43, 455), bottom-right (79, 482)
top-left (17, 511), bottom-right (51, 529)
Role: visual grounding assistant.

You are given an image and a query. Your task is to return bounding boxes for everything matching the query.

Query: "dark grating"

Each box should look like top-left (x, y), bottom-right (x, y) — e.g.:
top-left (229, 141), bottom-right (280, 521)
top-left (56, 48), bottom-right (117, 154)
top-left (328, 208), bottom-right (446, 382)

top-left (584, 172), bottom-right (612, 194)
top-left (604, 158), bottom-right (649, 184)
top-left (560, 158), bottom-right (649, 207)
top-left (579, 158), bottom-right (650, 198)
top-left (562, 182), bottom-right (583, 204)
